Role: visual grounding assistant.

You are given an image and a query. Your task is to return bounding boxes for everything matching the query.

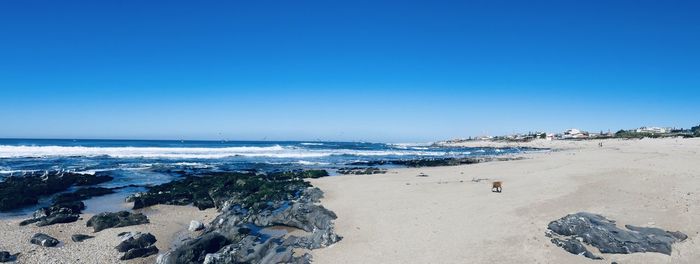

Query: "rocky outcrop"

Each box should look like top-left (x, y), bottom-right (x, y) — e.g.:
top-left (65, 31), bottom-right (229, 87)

top-left (337, 167), bottom-right (386, 175)
top-left (20, 201), bottom-right (84, 226)
top-left (155, 176), bottom-right (341, 264)
top-left (348, 157), bottom-right (485, 167)
top-left (115, 232), bottom-right (159, 260)
top-left (547, 212), bottom-right (687, 259)
top-left (19, 186), bottom-right (118, 227)
top-left (53, 187), bottom-right (115, 204)
top-left (75, 173), bottom-right (114, 186)
top-left (0, 171), bottom-right (115, 211)
top-left (128, 170), bottom-right (323, 211)
top-left (87, 211), bottom-right (149, 232)
top-left (71, 234), bottom-right (95, 242)
top-left (30, 233), bottom-right (60, 247)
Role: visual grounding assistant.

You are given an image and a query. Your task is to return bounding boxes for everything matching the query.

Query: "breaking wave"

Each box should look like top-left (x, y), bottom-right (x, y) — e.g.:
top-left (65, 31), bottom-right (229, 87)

top-left (0, 145), bottom-right (467, 159)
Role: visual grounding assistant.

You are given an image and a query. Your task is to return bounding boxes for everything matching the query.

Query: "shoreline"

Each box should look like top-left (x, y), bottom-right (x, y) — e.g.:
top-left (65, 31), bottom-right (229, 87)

top-left (0, 138), bottom-right (697, 263)
top-left (309, 138), bottom-right (700, 263)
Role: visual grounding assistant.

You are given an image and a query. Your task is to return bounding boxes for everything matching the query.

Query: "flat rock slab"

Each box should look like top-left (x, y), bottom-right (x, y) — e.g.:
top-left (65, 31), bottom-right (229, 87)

top-left (547, 212), bottom-right (687, 259)
top-left (71, 234), bottom-right (95, 242)
top-left (87, 211), bottom-right (149, 232)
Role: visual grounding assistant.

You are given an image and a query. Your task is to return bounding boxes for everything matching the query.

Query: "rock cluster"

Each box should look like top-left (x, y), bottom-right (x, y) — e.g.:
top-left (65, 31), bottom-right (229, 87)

top-left (337, 167), bottom-right (386, 175)
top-left (0, 171), bottom-right (113, 211)
top-left (115, 232), bottom-right (159, 260)
top-left (20, 201), bottom-right (84, 226)
top-left (128, 170), bottom-right (325, 211)
top-left (87, 211), bottom-right (150, 232)
top-left (547, 212), bottom-right (687, 260)
top-left (149, 171), bottom-right (341, 264)
top-left (349, 157), bottom-right (484, 167)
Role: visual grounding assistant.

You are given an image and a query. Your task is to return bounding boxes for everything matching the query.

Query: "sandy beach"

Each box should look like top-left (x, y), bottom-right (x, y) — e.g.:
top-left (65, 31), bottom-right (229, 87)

top-left (309, 138), bottom-right (700, 263)
top-left (0, 205), bottom-right (216, 264)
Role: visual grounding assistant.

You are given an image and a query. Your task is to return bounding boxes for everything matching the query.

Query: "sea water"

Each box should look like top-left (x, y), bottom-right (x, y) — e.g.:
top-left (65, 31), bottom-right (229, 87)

top-left (0, 138), bottom-right (530, 216)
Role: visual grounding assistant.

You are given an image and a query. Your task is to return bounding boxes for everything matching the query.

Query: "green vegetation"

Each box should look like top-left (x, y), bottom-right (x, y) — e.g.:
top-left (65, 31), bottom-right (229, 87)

top-left (614, 130), bottom-right (662, 139)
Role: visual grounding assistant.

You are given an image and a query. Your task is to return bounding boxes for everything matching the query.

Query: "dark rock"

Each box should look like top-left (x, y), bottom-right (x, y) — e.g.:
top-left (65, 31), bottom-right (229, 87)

top-left (157, 232), bottom-right (230, 264)
top-left (148, 171), bottom-right (340, 264)
top-left (121, 246), bottom-right (159, 260)
top-left (0, 171), bottom-right (114, 211)
top-left (550, 237), bottom-right (602, 260)
top-left (548, 212), bottom-right (687, 259)
top-left (158, 186), bottom-right (340, 264)
top-left (20, 201), bottom-right (85, 227)
top-left (0, 251), bottom-right (17, 262)
top-left (115, 232), bottom-right (159, 260)
top-left (201, 236), bottom-right (311, 264)
top-left (71, 234), bottom-right (95, 242)
top-left (337, 167), bottom-right (386, 175)
top-left (130, 171), bottom-right (318, 211)
top-left (348, 157), bottom-right (484, 167)
top-left (53, 187), bottom-right (114, 204)
top-left (74, 174), bottom-right (114, 186)
top-left (30, 233), bottom-right (60, 247)
top-left (86, 211), bottom-right (149, 232)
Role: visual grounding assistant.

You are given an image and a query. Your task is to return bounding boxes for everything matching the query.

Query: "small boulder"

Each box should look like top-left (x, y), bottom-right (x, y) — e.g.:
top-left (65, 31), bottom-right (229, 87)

top-left (115, 232), bottom-right (158, 260)
top-left (189, 220), bottom-right (204, 232)
top-left (71, 234), bottom-right (95, 242)
top-left (30, 233), bottom-right (60, 247)
top-left (86, 211), bottom-right (149, 232)
top-left (0, 251), bottom-right (18, 262)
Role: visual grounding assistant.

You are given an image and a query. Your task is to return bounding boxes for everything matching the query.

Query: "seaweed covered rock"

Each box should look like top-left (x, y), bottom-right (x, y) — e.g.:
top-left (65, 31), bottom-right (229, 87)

top-left (547, 212), bottom-right (687, 259)
top-left (75, 173), bottom-right (114, 186)
top-left (115, 232), bottom-right (158, 260)
top-left (30, 233), bottom-right (60, 247)
top-left (337, 167), bottom-right (386, 175)
top-left (157, 186), bottom-right (340, 264)
top-left (349, 157), bottom-right (484, 167)
top-left (87, 211), bottom-right (149, 232)
top-left (0, 171), bottom-right (114, 211)
top-left (53, 187), bottom-right (114, 204)
top-left (129, 170), bottom-right (325, 211)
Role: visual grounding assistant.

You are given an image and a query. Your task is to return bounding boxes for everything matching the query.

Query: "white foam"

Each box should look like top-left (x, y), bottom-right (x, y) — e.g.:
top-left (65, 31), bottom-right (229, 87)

top-left (0, 145), bottom-right (473, 159)
top-left (300, 142), bottom-right (324, 146)
top-left (294, 160), bottom-right (330, 165)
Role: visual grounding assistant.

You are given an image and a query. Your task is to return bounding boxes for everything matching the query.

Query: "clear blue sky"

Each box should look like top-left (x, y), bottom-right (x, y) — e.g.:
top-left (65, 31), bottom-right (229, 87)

top-left (1, 1), bottom-right (698, 142)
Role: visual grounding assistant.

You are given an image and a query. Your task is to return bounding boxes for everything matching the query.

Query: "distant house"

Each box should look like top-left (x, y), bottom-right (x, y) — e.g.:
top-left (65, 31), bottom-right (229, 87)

top-left (636, 127), bottom-right (671, 134)
top-left (563, 128), bottom-right (588, 139)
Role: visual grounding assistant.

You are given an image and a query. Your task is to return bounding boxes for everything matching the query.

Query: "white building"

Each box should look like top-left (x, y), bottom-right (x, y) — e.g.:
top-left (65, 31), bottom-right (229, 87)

top-left (563, 128), bottom-right (588, 139)
top-left (636, 127), bottom-right (670, 134)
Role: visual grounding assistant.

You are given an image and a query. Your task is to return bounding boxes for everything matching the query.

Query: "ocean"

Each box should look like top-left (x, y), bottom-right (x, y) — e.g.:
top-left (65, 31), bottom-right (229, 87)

top-left (0, 138), bottom-right (529, 216)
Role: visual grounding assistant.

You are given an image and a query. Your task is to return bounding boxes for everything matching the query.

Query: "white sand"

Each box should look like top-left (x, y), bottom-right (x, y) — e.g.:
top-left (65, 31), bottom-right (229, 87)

top-left (0, 204), bottom-right (216, 264)
top-left (309, 138), bottom-right (700, 263)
